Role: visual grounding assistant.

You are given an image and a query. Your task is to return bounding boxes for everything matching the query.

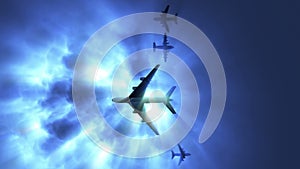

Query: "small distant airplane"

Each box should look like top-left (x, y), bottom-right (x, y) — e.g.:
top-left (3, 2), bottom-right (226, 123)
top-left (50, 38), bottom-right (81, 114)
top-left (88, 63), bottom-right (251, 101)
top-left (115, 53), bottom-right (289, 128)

top-left (153, 34), bottom-right (174, 62)
top-left (171, 144), bottom-right (191, 166)
top-left (112, 64), bottom-right (177, 135)
top-left (154, 5), bottom-right (178, 32)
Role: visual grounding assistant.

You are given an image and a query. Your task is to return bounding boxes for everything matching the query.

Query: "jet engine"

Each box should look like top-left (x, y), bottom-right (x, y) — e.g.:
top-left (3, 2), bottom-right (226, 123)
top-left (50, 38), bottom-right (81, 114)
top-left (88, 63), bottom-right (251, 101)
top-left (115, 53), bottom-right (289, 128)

top-left (140, 77), bottom-right (145, 81)
top-left (132, 86), bottom-right (137, 90)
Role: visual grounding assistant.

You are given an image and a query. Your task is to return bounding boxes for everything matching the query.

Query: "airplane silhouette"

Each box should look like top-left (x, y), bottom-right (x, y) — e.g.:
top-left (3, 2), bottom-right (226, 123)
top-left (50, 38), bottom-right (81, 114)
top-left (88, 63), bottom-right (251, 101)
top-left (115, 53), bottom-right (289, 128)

top-left (153, 34), bottom-right (174, 62)
top-left (171, 144), bottom-right (191, 165)
top-left (153, 5), bottom-right (178, 32)
top-left (112, 64), bottom-right (177, 135)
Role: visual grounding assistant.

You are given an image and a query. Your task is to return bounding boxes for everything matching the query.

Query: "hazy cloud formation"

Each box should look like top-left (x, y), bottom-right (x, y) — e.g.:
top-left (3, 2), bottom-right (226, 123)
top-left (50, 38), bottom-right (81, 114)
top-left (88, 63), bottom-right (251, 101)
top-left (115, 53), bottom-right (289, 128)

top-left (1, 0), bottom-right (298, 168)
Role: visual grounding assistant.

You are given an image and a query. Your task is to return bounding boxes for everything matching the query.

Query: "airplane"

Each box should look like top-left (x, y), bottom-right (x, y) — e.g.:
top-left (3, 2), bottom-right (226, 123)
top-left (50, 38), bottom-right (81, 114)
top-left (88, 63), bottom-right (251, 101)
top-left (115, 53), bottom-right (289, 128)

top-left (153, 34), bottom-right (174, 62)
top-left (112, 64), bottom-right (177, 135)
top-left (153, 5), bottom-right (178, 32)
top-left (171, 144), bottom-right (191, 166)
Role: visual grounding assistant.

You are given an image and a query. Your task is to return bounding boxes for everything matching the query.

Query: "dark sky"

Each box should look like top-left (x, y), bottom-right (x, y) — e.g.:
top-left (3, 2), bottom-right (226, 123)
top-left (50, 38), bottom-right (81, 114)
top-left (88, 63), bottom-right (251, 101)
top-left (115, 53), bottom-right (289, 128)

top-left (0, 0), bottom-right (299, 169)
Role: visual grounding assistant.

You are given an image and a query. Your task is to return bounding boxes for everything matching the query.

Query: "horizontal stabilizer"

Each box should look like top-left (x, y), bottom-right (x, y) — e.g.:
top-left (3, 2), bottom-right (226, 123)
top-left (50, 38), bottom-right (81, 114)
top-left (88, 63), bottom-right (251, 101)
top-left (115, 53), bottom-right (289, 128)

top-left (166, 86), bottom-right (176, 97)
top-left (171, 151), bottom-right (175, 159)
top-left (165, 102), bottom-right (176, 114)
top-left (164, 86), bottom-right (177, 114)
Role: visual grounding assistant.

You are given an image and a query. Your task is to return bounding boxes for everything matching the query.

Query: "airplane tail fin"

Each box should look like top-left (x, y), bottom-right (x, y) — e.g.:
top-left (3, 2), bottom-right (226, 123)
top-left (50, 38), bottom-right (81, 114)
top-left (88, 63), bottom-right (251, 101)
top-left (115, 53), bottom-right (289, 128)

top-left (153, 42), bottom-right (156, 52)
top-left (174, 13), bottom-right (178, 24)
top-left (171, 150), bottom-right (175, 159)
top-left (164, 86), bottom-right (176, 114)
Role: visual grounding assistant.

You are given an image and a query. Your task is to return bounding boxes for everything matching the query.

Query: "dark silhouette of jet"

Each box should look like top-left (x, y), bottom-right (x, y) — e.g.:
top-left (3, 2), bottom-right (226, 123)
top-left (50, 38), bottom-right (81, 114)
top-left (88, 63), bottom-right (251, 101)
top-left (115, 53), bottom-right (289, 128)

top-left (153, 34), bottom-right (174, 62)
top-left (171, 144), bottom-right (191, 166)
top-left (112, 64), bottom-right (177, 135)
top-left (153, 5), bottom-right (178, 32)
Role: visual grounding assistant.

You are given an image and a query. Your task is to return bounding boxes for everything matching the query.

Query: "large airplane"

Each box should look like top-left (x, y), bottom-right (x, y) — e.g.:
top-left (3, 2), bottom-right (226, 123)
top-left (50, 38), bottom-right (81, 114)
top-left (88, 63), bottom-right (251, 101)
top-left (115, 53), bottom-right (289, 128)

top-left (112, 64), bottom-right (177, 135)
top-left (153, 5), bottom-right (178, 32)
top-left (171, 144), bottom-right (191, 166)
top-left (153, 34), bottom-right (174, 62)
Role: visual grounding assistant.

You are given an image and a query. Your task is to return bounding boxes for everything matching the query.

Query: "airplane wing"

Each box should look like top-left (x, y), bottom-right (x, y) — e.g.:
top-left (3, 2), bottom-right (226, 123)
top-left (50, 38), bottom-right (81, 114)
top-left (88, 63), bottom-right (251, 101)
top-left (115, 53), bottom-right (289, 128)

top-left (178, 156), bottom-right (183, 166)
top-left (178, 144), bottom-right (185, 157)
top-left (178, 144), bottom-right (183, 150)
top-left (162, 5), bottom-right (170, 13)
top-left (134, 110), bottom-right (159, 135)
top-left (178, 144), bottom-right (191, 158)
top-left (178, 144), bottom-right (184, 165)
top-left (129, 64), bottom-right (160, 98)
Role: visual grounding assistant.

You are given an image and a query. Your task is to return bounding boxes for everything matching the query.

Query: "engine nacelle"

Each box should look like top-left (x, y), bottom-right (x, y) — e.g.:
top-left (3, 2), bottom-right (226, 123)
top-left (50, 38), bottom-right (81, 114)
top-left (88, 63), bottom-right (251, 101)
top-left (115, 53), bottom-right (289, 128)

top-left (132, 86), bottom-right (137, 90)
top-left (140, 77), bottom-right (145, 81)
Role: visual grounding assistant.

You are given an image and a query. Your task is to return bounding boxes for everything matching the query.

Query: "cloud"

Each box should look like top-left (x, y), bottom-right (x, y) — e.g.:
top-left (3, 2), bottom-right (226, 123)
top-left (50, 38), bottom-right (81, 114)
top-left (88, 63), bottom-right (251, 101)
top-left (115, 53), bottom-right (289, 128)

top-left (0, 0), bottom-right (214, 168)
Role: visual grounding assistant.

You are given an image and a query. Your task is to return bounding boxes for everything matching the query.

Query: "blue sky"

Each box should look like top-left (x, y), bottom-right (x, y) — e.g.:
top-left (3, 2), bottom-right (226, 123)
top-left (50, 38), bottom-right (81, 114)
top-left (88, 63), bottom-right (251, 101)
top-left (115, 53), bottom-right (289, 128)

top-left (0, 0), bottom-right (299, 169)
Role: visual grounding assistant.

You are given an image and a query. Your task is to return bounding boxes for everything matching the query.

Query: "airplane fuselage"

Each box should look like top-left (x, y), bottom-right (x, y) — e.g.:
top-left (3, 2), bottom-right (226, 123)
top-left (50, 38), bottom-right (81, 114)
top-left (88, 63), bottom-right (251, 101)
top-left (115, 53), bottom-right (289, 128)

top-left (112, 96), bottom-right (170, 110)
